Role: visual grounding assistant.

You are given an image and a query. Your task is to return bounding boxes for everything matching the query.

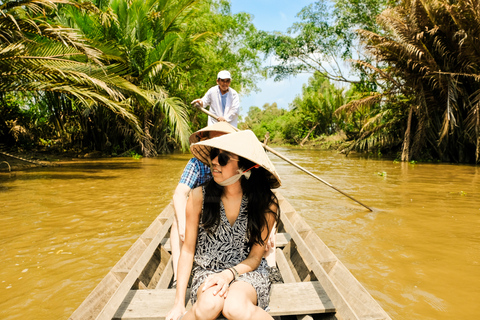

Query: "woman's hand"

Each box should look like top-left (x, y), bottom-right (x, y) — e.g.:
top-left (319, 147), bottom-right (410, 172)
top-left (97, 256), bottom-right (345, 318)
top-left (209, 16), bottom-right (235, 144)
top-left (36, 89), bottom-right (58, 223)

top-left (165, 304), bottom-right (186, 320)
top-left (265, 234), bottom-right (275, 252)
top-left (201, 270), bottom-right (233, 297)
top-left (265, 223), bottom-right (276, 252)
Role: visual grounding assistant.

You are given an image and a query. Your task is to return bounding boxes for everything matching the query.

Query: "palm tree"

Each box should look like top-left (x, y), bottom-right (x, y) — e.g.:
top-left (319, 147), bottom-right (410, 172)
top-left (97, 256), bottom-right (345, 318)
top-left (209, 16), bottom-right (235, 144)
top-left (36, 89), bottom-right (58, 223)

top-left (0, 0), bottom-right (146, 143)
top-left (61, 0), bottom-right (211, 155)
top-left (353, 0), bottom-right (480, 163)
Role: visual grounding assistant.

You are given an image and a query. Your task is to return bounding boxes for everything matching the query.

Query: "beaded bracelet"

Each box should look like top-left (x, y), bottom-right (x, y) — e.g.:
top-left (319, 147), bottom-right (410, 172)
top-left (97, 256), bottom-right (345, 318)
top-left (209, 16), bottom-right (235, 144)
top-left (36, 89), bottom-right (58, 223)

top-left (229, 267), bottom-right (239, 281)
top-left (226, 267), bottom-right (236, 283)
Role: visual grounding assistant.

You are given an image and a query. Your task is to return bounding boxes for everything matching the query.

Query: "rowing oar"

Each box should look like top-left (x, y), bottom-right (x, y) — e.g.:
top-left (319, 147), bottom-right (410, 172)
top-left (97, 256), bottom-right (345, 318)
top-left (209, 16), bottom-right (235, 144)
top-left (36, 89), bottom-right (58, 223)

top-left (193, 103), bottom-right (373, 212)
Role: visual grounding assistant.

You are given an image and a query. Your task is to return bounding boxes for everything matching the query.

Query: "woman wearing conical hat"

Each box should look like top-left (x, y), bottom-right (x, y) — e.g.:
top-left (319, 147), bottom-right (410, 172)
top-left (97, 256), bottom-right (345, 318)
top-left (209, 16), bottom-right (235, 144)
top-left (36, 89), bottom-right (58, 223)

top-left (171, 122), bottom-right (238, 285)
top-left (167, 130), bottom-right (281, 320)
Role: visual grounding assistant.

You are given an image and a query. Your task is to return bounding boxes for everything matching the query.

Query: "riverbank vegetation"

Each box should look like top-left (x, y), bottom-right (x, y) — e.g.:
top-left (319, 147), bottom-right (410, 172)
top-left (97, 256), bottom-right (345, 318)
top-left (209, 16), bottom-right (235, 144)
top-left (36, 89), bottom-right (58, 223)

top-left (246, 0), bottom-right (480, 164)
top-left (1, 0), bottom-right (479, 164)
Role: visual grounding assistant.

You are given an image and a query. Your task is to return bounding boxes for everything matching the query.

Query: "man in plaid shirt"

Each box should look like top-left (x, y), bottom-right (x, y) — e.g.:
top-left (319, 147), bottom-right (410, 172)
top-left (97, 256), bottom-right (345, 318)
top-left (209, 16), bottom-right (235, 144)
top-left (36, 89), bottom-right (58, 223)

top-left (178, 158), bottom-right (211, 191)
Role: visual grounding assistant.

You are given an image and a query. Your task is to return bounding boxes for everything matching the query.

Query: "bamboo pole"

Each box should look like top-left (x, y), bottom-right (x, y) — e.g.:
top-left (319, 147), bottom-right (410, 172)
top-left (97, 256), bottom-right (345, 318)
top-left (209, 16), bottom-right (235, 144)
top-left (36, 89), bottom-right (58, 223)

top-left (193, 104), bottom-right (373, 212)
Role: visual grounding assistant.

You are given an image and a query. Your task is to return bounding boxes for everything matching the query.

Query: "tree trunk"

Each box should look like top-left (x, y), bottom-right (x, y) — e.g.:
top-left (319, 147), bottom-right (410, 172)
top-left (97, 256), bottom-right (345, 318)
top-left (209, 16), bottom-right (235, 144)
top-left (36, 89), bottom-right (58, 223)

top-left (401, 106), bottom-right (414, 162)
top-left (142, 110), bottom-right (153, 157)
top-left (476, 103), bottom-right (480, 164)
top-left (263, 132), bottom-right (270, 145)
top-left (300, 124), bottom-right (318, 146)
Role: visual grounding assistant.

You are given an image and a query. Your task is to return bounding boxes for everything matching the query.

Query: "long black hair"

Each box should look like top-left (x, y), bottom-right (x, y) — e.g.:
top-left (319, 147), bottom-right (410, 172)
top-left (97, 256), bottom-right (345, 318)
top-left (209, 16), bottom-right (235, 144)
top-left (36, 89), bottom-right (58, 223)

top-left (201, 157), bottom-right (280, 247)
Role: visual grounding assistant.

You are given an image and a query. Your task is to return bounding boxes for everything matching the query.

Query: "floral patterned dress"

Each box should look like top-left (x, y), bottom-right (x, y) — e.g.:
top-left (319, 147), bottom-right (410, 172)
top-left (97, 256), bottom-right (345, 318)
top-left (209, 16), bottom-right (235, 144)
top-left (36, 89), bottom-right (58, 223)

top-left (189, 187), bottom-right (271, 309)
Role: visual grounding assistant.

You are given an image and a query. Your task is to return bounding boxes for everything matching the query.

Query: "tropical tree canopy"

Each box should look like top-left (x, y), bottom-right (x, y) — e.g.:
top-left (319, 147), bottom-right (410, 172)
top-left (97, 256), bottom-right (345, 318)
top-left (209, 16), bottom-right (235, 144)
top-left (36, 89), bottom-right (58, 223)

top-left (245, 0), bottom-right (480, 164)
top-left (3, 0), bottom-right (479, 164)
top-left (0, 0), bottom-right (144, 132)
top-left (356, 0), bottom-right (480, 163)
top-left (1, 0), bottom-right (262, 156)
top-left (250, 0), bottom-right (390, 83)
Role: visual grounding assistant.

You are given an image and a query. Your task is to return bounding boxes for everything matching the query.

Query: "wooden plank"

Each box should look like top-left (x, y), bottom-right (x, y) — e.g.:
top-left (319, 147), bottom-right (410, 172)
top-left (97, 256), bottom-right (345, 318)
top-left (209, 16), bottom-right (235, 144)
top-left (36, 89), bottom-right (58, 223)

top-left (275, 248), bottom-right (296, 283)
top-left (143, 247), bottom-right (171, 289)
top-left (269, 282), bottom-right (335, 316)
top-left (114, 282), bottom-right (334, 320)
top-left (279, 211), bottom-right (360, 320)
top-left (69, 205), bottom-right (174, 320)
top-left (154, 256), bottom-right (173, 289)
top-left (276, 247), bottom-right (315, 320)
top-left (96, 214), bottom-right (174, 320)
top-left (113, 289), bottom-right (174, 320)
top-left (276, 232), bottom-right (291, 247)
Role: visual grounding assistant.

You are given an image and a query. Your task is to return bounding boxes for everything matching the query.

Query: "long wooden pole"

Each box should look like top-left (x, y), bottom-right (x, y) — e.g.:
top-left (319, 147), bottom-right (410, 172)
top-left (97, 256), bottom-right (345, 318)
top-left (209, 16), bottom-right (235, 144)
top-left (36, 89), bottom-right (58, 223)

top-left (194, 104), bottom-right (373, 212)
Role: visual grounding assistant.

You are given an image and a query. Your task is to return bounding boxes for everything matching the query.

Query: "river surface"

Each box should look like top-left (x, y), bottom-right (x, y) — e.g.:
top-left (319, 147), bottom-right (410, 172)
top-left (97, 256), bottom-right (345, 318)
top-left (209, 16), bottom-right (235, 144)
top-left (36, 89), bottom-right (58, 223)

top-left (0, 149), bottom-right (479, 320)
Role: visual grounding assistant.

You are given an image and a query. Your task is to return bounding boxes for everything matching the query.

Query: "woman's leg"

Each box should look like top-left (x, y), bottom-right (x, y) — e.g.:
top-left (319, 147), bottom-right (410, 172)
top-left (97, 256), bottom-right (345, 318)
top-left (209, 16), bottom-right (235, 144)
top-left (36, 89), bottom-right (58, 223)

top-left (222, 281), bottom-right (273, 320)
top-left (182, 283), bottom-right (224, 320)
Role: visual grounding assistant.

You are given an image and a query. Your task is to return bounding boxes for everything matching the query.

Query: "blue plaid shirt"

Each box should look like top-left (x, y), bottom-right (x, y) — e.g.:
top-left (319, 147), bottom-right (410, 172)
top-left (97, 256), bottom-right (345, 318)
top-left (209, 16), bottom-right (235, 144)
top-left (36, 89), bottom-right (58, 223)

top-left (179, 158), bottom-right (212, 189)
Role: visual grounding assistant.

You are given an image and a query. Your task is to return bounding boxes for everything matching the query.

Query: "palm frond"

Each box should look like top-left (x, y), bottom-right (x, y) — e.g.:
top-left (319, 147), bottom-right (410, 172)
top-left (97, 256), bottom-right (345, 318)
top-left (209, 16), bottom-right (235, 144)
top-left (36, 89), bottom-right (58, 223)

top-left (335, 92), bottom-right (383, 115)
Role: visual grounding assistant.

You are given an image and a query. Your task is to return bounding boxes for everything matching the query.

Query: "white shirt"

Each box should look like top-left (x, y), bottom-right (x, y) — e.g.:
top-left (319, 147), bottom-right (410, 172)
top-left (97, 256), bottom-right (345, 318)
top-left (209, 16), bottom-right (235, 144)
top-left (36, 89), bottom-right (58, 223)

top-left (201, 85), bottom-right (240, 127)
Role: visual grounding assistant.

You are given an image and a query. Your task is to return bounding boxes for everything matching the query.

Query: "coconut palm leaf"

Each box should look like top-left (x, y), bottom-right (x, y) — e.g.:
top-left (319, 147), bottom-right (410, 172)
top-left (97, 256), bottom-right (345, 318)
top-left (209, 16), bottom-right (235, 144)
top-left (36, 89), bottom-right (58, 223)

top-left (0, 0), bottom-right (149, 141)
top-left (353, 0), bottom-right (480, 162)
top-left (335, 92), bottom-right (384, 115)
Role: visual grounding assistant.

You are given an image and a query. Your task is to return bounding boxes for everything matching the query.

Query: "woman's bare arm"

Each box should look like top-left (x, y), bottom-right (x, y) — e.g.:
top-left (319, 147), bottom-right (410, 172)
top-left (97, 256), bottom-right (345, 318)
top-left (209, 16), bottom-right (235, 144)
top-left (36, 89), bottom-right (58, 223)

top-left (166, 187), bottom-right (203, 320)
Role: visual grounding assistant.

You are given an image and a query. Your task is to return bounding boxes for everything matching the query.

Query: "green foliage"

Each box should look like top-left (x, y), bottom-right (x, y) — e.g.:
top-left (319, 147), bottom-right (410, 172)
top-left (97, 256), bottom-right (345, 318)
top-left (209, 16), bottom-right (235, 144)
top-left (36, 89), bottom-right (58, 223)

top-left (129, 151), bottom-right (143, 160)
top-left (356, 0), bottom-right (480, 163)
top-left (172, 1), bottom-right (262, 131)
top-left (240, 73), bottom-right (348, 145)
top-left (250, 0), bottom-right (390, 82)
top-left (0, 0), bottom-right (145, 134)
top-left (0, 0), bottom-right (262, 156)
top-left (241, 103), bottom-right (288, 142)
top-left (290, 72), bottom-right (347, 137)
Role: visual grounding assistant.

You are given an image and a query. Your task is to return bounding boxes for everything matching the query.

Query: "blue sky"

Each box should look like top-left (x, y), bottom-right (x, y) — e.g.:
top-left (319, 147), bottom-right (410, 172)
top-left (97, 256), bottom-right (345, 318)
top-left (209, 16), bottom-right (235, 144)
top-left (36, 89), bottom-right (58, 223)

top-left (229, 0), bottom-right (315, 117)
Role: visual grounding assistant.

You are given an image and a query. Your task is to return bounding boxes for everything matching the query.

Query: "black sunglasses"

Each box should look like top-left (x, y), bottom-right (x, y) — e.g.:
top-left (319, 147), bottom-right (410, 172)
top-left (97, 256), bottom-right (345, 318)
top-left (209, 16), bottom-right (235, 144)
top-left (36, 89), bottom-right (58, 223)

top-left (210, 148), bottom-right (239, 166)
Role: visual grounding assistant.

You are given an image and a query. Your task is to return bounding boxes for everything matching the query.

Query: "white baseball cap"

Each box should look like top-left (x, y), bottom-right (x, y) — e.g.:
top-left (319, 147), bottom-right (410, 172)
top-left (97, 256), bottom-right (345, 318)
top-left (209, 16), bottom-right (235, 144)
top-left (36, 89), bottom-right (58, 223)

top-left (217, 70), bottom-right (232, 80)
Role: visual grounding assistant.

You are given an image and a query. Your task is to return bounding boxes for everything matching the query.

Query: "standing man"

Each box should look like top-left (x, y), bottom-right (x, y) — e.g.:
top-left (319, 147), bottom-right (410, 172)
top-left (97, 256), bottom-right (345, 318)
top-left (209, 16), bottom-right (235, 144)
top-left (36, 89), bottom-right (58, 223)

top-left (191, 70), bottom-right (240, 127)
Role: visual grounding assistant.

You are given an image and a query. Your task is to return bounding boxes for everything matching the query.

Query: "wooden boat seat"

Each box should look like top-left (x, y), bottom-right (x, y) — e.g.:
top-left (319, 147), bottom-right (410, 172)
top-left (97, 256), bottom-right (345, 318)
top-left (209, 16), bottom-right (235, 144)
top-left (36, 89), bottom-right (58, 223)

top-left (113, 281), bottom-right (335, 319)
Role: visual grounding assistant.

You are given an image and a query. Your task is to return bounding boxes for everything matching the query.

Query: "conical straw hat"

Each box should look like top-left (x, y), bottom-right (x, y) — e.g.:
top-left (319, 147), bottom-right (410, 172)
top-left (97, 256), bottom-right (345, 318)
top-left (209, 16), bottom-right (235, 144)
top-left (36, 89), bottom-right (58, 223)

top-left (190, 130), bottom-right (281, 188)
top-left (189, 121), bottom-right (238, 145)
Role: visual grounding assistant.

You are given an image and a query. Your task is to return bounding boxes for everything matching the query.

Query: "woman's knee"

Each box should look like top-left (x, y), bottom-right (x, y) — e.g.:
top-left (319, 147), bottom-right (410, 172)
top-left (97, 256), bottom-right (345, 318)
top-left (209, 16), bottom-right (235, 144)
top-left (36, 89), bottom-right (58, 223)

top-left (222, 296), bottom-right (255, 320)
top-left (193, 289), bottom-right (224, 319)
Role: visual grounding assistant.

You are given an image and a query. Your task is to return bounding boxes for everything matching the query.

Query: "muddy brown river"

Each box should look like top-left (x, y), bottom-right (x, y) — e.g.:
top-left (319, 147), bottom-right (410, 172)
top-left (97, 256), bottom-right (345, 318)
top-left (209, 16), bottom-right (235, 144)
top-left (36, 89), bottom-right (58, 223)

top-left (1, 149), bottom-right (479, 319)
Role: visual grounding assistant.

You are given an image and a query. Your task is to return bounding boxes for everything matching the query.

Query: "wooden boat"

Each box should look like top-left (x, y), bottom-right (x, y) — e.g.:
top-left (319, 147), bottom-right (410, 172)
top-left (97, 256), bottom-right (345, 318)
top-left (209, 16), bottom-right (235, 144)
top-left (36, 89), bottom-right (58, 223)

top-left (69, 191), bottom-right (391, 320)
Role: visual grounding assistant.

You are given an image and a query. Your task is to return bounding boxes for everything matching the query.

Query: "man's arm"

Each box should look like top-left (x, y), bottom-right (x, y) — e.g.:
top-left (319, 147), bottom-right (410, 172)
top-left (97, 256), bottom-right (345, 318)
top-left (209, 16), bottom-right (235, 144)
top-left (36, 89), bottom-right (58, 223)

top-left (172, 183), bottom-right (192, 241)
top-left (191, 87), bottom-right (213, 108)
